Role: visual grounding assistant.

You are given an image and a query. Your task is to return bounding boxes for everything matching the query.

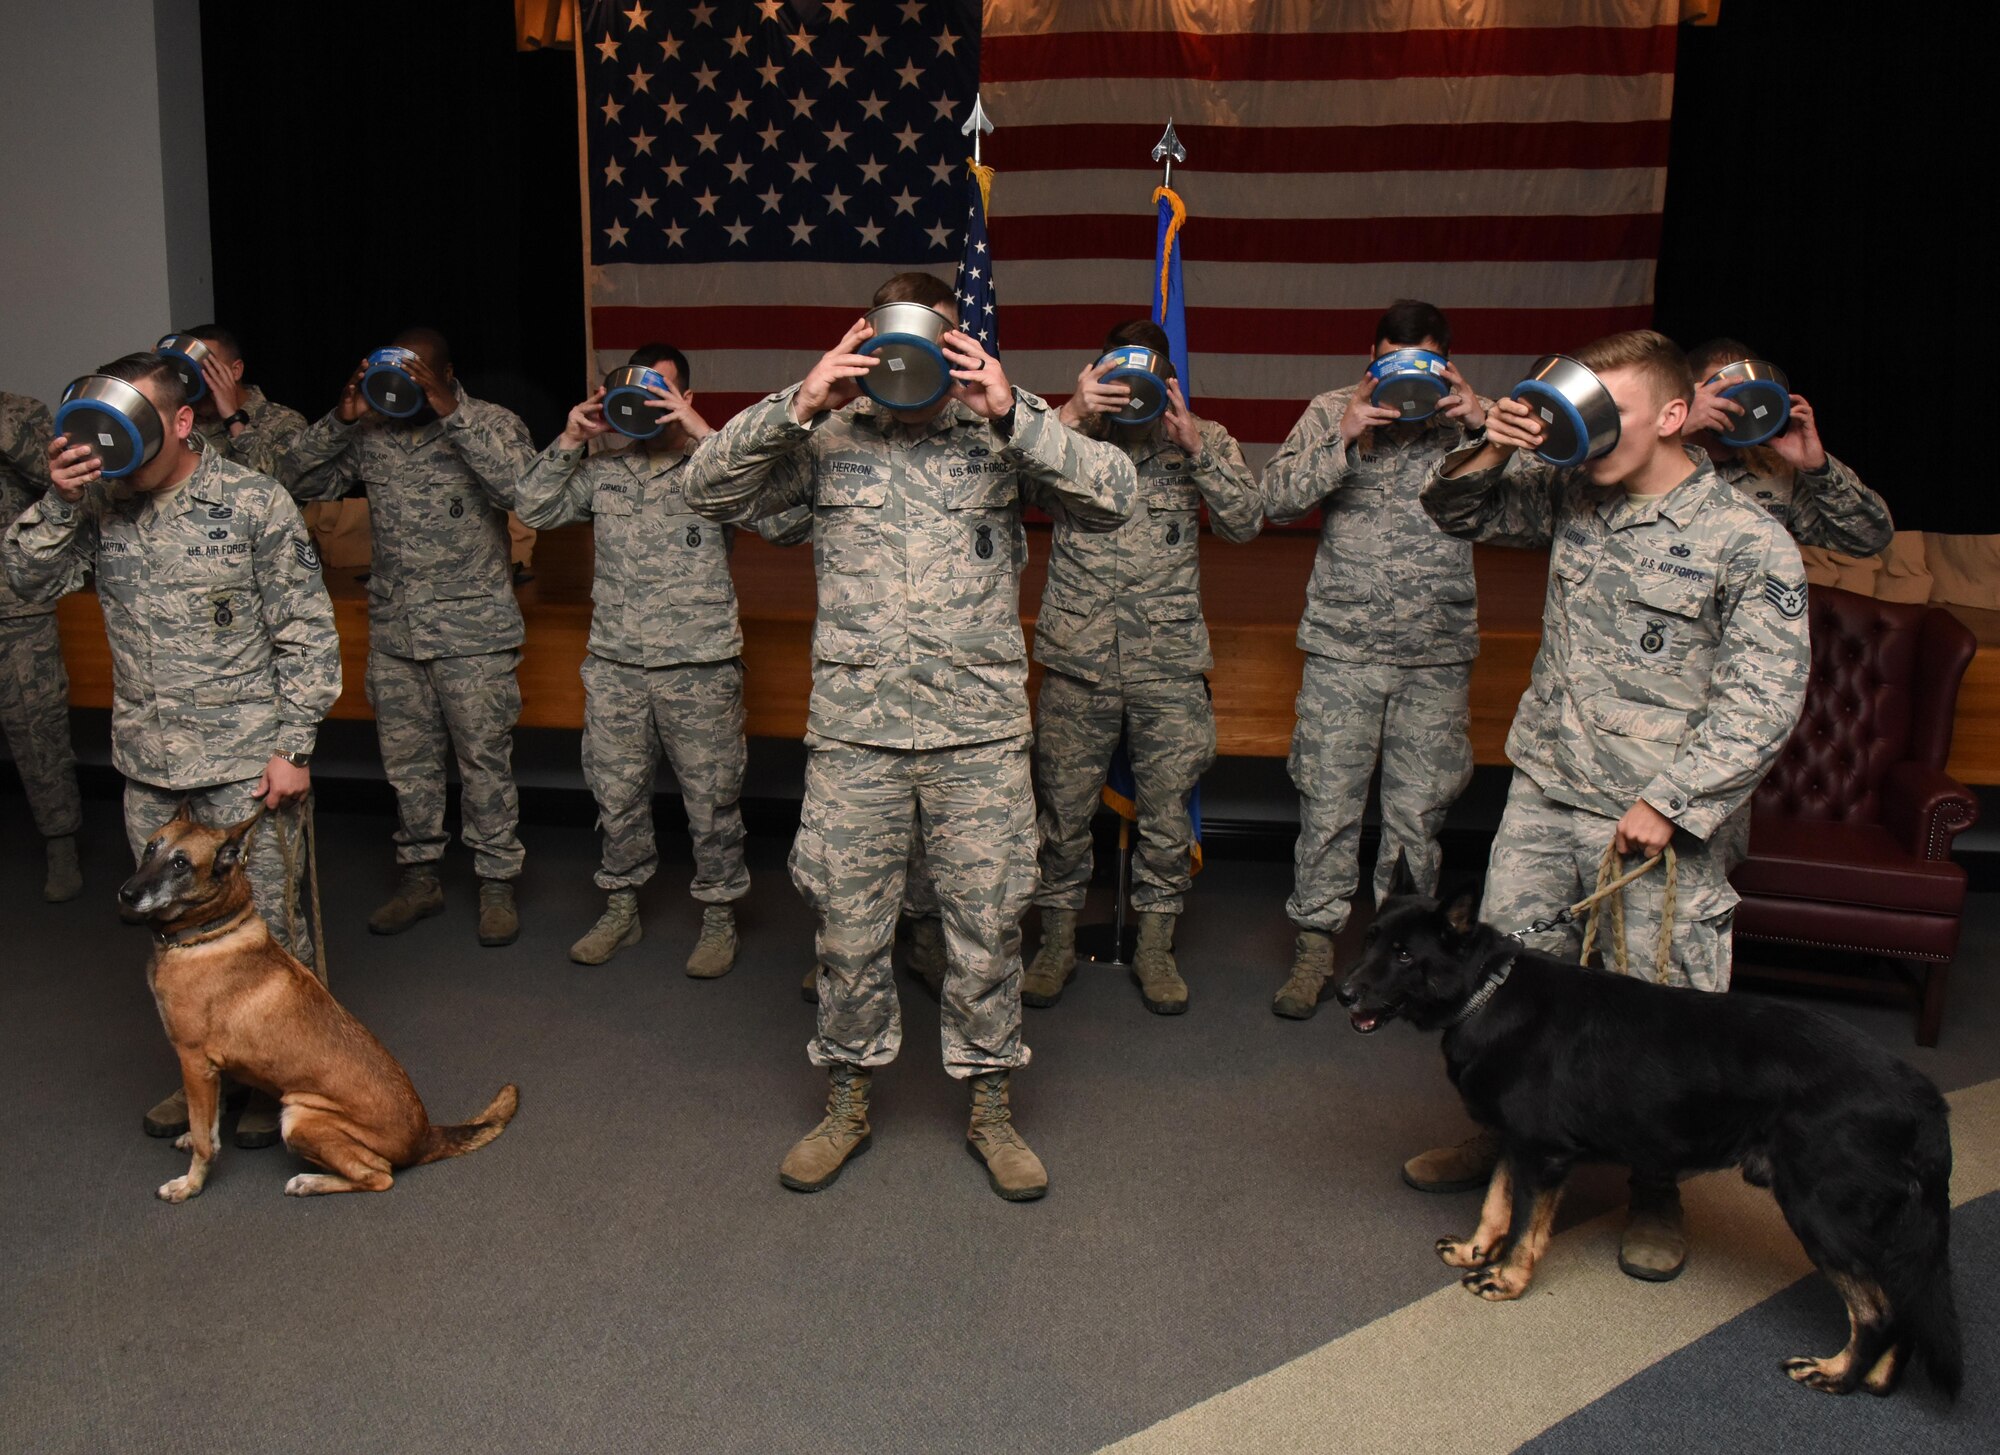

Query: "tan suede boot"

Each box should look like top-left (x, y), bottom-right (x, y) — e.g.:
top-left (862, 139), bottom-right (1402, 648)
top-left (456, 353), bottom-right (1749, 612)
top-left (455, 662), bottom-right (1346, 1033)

top-left (966, 1072), bottom-right (1048, 1201)
top-left (1021, 907), bottom-right (1077, 1008)
top-left (778, 1066), bottom-right (873, 1192)
top-left (1402, 1127), bottom-right (1503, 1193)
top-left (1132, 911), bottom-right (1188, 1015)
top-left (1272, 928), bottom-right (1335, 1019)
top-left (477, 879), bottom-right (519, 947)
top-left (143, 1086), bottom-right (189, 1139)
top-left (684, 903), bottom-right (739, 978)
top-left (43, 834), bottom-right (82, 903)
top-left (801, 963), bottom-right (820, 1004)
top-left (234, 1091), bottom-right (282, 1150)
top-left (367, 865), bottom-right (444, 936)
top-left (1619, 1177), bottom-right (1689, 1281)
top-left (904, 915), bottom-right (947, 996)
top-left (570, 889), bottom-right (641, 965)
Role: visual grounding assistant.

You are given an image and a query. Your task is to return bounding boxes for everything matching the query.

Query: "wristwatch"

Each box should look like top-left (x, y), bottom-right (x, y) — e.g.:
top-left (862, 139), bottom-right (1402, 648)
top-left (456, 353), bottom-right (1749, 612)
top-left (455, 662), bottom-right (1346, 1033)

top-left (277, 751), bottom-right (312, 768)
top-left (222, 409), bottom-right (251, 431)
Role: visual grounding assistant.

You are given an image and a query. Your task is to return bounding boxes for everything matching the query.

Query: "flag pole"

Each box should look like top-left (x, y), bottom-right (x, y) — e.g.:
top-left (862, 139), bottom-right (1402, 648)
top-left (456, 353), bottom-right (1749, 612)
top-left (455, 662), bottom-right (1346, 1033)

top-left (961, 92), bottom-right (992, 167)
top-left (1151, 118), bottom-right (1185, 190)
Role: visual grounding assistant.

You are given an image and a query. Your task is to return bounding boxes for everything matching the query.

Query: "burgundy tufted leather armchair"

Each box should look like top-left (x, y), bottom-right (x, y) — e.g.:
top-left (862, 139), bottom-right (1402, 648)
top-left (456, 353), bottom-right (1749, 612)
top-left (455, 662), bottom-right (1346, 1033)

top-left (1730, 585), bottom-right (1979, 1045)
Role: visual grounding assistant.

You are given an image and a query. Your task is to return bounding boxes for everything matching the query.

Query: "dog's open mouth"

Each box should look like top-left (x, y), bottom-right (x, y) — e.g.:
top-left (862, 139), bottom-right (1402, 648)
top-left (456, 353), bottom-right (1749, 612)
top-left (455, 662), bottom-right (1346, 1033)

top-left (1348, 1004), bottom-right (1398, 1034)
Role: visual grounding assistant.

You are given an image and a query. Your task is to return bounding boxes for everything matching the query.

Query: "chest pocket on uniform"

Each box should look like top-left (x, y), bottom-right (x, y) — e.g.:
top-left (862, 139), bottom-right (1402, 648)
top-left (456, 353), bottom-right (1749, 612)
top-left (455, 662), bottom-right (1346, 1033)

top-left (815, 473), bottom-right (887, 577)
top-left (950, 473), bottom-right (1014, 575)
top-left (1624, 574), bottom-right (1708, 672)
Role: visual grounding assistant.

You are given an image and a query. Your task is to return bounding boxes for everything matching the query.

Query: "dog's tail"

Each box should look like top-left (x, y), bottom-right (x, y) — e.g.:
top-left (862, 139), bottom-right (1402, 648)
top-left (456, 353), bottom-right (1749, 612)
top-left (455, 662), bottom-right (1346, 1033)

top-left (1888, 1102), bottom-right (1961, 1400)
top-left (414, 1083), bottom-right (519, 1166)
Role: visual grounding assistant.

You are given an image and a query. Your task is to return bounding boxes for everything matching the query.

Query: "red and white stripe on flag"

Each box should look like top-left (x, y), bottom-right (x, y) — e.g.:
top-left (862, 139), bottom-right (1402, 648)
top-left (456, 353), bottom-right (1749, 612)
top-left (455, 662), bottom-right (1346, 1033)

top-left (587, 0), bottom-right (1678, 477)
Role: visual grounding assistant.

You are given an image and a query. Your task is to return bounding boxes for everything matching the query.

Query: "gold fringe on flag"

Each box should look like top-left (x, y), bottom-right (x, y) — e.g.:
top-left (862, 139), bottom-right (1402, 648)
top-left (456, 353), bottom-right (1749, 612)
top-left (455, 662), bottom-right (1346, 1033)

top-left (1152, 184), bottom-right (1186, 323)
top-left (968, 158), bottom-right (995, 214)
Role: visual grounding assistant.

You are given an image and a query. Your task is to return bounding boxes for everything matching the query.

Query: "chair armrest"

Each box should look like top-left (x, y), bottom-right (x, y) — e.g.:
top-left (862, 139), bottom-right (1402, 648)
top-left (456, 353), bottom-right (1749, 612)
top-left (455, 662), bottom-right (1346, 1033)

top-left (1881, 761), bottom-right (1980, 860)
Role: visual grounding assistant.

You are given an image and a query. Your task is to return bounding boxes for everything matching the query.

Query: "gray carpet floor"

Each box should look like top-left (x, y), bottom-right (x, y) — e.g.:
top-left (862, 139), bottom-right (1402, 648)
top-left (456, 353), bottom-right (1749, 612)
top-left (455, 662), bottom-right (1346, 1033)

top-left (2, 795), bottom-right (1995, 1454)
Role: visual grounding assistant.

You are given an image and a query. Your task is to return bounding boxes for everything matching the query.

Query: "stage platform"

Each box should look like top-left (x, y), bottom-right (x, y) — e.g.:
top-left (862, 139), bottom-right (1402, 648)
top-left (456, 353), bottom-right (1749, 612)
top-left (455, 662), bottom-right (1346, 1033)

top-left (51, 526), bottom-right (2000, 785)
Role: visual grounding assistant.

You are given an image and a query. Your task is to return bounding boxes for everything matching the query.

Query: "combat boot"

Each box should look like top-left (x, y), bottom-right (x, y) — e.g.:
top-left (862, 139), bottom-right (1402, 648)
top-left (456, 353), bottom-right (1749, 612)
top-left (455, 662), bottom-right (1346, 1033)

top-left (43, 834), bottom-right (82, 903)
top-left (367, 866), bottom-right (444, 936)
top-left (1272, 928), bottom-right (1335, 1019)
top-left (1021, 907), bottom-right (1077, 1008)
top-left (904, 914), bottom-right (947, 997)
top-left (801, 963), bottom-right (820, 1004)
top-left (143, 1086), bottom-right (189, 1139)
top-left (778, 1065), bottom-right (873, 1192)
top-left (1402, 1127), bottom-right (1503, 1193)
top-left (477, 879), bottom-right (519, 947)
top-left (1132, 911), bottom-right (1188, 1015)
top-left (570, 889), bottom-right (641, 965)
top-left (685, 903), bottom-right (739, 978)
top-left (1619, 1176), bottom-right (1689, 1281)
top-left (966, 1072), bottom-right (1048, 1201)
top-left (234, 1090), bottom-right (282, 1150)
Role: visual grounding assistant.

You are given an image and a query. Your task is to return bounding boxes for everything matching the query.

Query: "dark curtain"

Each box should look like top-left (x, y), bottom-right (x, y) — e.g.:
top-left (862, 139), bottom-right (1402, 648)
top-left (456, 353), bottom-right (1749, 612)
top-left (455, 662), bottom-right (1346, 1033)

top-left (198, 1), bottom-right (585, 445)
top-left (1656, 9), bottom-right (1984, 534)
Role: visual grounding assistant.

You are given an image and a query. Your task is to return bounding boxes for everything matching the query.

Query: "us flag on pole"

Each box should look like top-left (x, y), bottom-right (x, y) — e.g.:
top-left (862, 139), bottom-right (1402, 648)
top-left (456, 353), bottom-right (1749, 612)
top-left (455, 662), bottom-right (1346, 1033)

top-left (582, 1), bottom-right (1678, 468)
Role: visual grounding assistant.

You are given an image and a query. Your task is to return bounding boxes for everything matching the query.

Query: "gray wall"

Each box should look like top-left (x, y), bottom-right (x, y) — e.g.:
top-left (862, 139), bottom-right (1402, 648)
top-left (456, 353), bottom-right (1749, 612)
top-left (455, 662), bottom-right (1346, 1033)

top-left (0, 0), bottom-right (211, 403)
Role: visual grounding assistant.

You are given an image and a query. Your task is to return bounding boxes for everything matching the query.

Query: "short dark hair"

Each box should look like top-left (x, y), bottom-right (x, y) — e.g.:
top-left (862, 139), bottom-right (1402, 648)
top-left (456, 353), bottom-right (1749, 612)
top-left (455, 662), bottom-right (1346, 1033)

top-left (393, 325), bottom-right (452, 370)
top-left (1103, 319), bottom-right (1171, 355)
top-left (872, 272), bottom-right (955, 311)
top-left (99, 352), bottom-right (187, 413)
top-left (1575, 328), bottom-right (1695, 407)
top-left (182, 323), bottom-right (243, 360)
top-left (628, 343), bottom-right (691, 387)
top-left (1686, 337), bottom-right (1756, 380)
top-left (1374, 299), bottom-right (1451, 355)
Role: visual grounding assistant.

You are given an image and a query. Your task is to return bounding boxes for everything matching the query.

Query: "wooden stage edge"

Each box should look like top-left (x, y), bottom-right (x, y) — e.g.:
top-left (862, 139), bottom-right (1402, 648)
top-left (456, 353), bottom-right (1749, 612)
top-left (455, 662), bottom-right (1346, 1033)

top-left (51, 527), bottom-right (2000, 787)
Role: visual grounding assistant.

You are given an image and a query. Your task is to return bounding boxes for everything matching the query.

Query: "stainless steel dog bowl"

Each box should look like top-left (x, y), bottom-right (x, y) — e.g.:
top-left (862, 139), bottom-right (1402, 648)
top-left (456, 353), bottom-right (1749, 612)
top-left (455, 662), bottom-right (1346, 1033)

top-left (1096, 345), bottom-right (1170, 424)
top-left (1511, 354), bottom-right (1621, 467)
top-left (1705, 359), bottom-right (1791, 447)
top-left (1367, 347), bottom-right (1451, 422)
top-left (155, 333), bottom-right (213, 403)
top-left (56, 374), bottom-right (164, 479)
top-left (857, 301), bottom-right (951, 411)
top-left (361, 346), bottom-right (424, 419)
top-left (603, 365), bottom-right (671, 439)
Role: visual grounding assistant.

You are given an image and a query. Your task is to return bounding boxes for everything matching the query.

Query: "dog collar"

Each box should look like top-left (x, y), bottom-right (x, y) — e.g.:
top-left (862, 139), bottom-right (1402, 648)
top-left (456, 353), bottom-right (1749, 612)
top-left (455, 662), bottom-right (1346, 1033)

top-left (1448, 955), bottom-right (1515, 1027)
top-left (155, 907), bottom-right (254, 949)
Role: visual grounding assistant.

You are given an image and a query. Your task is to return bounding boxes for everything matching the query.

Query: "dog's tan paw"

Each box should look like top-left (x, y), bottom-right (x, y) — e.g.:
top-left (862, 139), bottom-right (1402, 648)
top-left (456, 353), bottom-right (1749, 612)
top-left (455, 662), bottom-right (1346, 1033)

top-left (1782, 1356), bottom-right (1857, 1395)
top-left (173, 1133), bottom-right (194, 1151)
top-left (1463, 1266), bottom-right (1529, 1301)
top-left (1436, 1237), bottom-right (1495, 1270)
top-left (156, 1176), bottom-right (200, 1203)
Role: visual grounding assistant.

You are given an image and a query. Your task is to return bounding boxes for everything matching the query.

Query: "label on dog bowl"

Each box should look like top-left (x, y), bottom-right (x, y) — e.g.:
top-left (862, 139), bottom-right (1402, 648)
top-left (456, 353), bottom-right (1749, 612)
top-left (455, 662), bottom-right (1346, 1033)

top-left (98, 432), bottom-right (114, 447)
top-left (1752, 404), bottom-right (1768, 418)
top-left (1539, 407), bottom-right (1554, 423)
top-left (384, 390), bottom-right (400, 402)
top-left (886, 358), bottom-right (906, 372)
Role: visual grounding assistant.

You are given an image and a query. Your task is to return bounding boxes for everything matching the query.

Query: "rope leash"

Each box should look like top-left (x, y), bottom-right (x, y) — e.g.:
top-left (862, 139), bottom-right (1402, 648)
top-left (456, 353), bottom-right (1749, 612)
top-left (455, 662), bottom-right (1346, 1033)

top-left (244, 797), bottom-right (329, 986)
top-left (1522, 842), bottom-right (1679, 983)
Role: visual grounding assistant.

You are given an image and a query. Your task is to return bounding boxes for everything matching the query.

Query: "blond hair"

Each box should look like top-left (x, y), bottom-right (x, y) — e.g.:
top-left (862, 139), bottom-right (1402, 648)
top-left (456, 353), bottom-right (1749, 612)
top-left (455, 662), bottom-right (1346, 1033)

top-left (1575, 329), bottom-right (1695, 407)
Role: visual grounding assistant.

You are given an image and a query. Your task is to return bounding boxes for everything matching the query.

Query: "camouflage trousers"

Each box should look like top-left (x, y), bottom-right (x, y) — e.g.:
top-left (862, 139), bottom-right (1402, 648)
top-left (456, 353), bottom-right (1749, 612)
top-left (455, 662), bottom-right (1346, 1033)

top-left (1482, 771), bottom-right (1738, 992)
top-left (1710, 803), bottom-right (1753, 876)
top-left (580, 653), bottom-right (750, 901)
top-left (1287, 656), bottom-right (1473, 934)
top-left (1032, 668), bottom-right (1214, 914)
top-left (791, 734), bottom-right (1038, 1078)
top-left (0, 613), bottom-right (81, 839)
top-left (365, 648), bottom-right (525, 881)
top-left (123, 775), bottom-right (319, 977)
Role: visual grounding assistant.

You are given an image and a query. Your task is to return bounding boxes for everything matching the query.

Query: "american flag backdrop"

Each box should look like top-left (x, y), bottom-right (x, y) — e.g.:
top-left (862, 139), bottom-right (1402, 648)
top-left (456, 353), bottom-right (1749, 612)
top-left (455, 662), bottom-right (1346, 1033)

top-left (581, 0), bottom-right (1678, 475)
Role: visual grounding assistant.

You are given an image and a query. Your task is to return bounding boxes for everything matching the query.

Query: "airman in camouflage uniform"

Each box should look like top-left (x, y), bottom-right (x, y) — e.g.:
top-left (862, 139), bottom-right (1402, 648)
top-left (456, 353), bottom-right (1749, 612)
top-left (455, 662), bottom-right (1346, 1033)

top-left (175, 325), bottom-right (308, 482)
top-left (1684, 338), bottom-right (1895, 871)
top-left (0, 391), bottom-right (83, 902)
top-left (287, 329), bottom-right (534, 946)
top-left (1023, 320), bottom-right (1261, 1016)
top-left (4, 354), bottom-right (339, 1147)
top-left (1415, 329), bottom-right (1810, 1282)
top-left (1262, 302), bottom-right (1490, 1020)
top-left (518, 344), bottom-right (808, 974)
top-left (685, 275), bottom-right (1136, 1201)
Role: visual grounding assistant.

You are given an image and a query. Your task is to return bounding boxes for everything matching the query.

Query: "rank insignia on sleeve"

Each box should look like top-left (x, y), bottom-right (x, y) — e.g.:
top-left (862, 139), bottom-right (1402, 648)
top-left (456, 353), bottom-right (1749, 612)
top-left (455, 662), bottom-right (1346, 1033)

top-left (294, 540), bottom-right (321, 570)
top-left (1762, 577), bottom-right (1808, 619)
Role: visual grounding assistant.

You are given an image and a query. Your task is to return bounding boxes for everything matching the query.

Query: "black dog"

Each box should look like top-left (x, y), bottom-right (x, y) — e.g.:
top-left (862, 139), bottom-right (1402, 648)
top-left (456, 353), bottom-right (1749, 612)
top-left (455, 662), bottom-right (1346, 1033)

top-left (1336, 887), bottom-right (1961, 1400)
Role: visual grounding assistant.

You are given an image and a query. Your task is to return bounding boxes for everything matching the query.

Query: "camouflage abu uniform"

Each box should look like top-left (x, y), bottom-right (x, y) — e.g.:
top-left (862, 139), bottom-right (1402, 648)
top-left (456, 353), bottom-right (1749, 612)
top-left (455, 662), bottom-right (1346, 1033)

top-left (1707, 446), bottom-right (1893, 870)
top-left (1422, 448), bottom-right (1810, 989)
top-left (685, 387), bottom-right (1136, 1076)
top-left (0, 393), bottom-right (81, 844)
top-left (2, 447), bottom-right (341, 963)
top-left (1033, 414), bottom-right (1259, 914)
top-left (195, 385), bottom-right (307, 484)
top-left (287, 388), bottom-right (533, 881)
top-left (517, 435), bottom-right (807, 901)
top-left (1264, 390), bottom-right (1488, 931)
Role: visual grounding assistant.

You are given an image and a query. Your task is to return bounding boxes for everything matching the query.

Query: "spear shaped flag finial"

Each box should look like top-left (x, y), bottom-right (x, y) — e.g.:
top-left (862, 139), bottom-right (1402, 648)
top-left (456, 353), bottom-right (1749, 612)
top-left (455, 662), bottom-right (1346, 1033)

top-left (1151, 118), bottom-right (1186, 187)
top-left (961, 93), bottom-right (993, 165)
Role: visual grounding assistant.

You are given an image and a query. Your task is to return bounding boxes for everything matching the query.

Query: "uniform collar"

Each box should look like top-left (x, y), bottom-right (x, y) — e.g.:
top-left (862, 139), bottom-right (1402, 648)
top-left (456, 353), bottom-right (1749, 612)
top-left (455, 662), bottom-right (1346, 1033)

top-left (622, 441), bottom-right (689, 482)
top-left (165, 444), bottom-right (228, 518)
top-left (1594, 460), bottom-right (1719, 532)
top-left (852, 394), bottom-right (975, 444)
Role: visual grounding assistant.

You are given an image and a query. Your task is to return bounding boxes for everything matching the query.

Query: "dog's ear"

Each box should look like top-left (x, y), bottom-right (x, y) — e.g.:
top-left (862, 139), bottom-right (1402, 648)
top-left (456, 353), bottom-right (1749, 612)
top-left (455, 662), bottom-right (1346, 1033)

top-left (1384, 851), bottom-right (1418, 901)
top-left (1441, 887), bottom-right (1480, 937)
top-left (213, 811), bottom-right (263, 874)
top-left (171, 795), bottom-right (194, 825)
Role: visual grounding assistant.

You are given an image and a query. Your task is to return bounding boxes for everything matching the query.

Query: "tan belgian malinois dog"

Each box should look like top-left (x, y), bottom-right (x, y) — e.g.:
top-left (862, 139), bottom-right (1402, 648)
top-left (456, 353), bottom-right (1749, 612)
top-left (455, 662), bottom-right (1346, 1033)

top-left (120, 805), bottom-right (518, 1202)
